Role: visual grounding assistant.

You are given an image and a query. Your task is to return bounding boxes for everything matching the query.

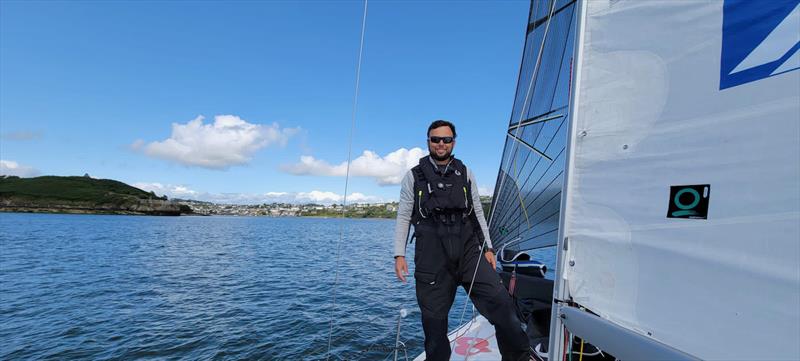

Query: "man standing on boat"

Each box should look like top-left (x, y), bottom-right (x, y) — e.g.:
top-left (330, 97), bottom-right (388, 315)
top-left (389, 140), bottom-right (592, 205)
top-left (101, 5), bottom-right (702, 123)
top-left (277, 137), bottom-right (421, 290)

top-left (393, 120), bottom-right (530, 361)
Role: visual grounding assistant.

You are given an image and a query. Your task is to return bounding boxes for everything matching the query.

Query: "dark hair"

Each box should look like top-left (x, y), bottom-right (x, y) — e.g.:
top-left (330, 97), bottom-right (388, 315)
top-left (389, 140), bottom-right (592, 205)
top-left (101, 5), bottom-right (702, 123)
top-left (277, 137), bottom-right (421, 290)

top-left (427, 120), bottom-right (456, 138)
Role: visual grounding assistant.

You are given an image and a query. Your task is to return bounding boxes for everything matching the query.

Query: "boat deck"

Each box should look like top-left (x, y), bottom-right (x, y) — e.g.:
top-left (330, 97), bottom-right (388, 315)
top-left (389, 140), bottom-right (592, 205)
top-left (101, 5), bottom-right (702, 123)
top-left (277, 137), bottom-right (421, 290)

top-left (412, 315), bottom-right (502, 361)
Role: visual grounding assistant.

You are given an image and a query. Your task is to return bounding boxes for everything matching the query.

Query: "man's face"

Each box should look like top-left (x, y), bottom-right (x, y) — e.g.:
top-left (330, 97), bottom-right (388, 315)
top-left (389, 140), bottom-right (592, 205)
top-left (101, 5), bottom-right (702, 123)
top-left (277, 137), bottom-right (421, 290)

top-left (428, 126), bottom-right (455, 161)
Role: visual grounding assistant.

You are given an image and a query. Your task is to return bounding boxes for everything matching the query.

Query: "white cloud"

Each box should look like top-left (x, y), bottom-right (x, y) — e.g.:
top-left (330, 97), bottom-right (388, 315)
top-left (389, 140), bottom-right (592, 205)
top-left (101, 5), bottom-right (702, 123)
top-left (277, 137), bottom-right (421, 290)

top-left (0, 160), bottom-right (40, 177)
top-left (132, 182), bottom-right (382, 205)
top-left (347, 192), bottom-right (382, 203)
top-left (478, 185), bottom-right (494, 196)
top-left (296, 190), bottom-right (341, 203)
top-left (283, 147), bottom-right (426, 185)
top-left (295, 191), bottom-right (381, 204)
top-left (133, 182), bottom-right (198, 198)
top-left (134, 115), bottom-right (300, 169)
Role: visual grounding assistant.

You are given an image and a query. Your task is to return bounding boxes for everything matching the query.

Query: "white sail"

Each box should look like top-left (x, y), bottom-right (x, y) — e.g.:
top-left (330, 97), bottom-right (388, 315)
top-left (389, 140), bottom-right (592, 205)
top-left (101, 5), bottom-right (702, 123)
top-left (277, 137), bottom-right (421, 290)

top-left (557, 0), bottom-right (800, 360)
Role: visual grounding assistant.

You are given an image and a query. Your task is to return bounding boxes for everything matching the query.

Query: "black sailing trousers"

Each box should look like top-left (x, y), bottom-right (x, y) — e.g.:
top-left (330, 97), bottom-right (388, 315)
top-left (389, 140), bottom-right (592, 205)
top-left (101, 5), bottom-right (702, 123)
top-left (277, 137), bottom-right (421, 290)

top-left (413, 217), bottom-right (529, 361)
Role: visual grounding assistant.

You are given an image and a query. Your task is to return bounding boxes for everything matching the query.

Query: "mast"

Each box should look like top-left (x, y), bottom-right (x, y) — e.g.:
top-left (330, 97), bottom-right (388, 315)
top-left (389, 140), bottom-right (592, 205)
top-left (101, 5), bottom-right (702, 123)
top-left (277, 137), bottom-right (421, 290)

top-left (547, 0), bottom-right (584, 357)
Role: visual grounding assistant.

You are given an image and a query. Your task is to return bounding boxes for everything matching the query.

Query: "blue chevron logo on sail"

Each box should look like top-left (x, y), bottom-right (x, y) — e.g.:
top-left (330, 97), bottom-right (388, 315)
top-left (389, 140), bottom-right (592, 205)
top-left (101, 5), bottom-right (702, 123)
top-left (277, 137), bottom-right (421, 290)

top-left (720, 0), bottom-right (799, 89)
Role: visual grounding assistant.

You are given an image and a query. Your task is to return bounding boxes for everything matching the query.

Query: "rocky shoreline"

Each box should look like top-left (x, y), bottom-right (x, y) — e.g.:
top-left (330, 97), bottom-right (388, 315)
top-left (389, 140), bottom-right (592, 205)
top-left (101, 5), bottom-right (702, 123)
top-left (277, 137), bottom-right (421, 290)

top-left (0, 198), bottom-right (189, 216)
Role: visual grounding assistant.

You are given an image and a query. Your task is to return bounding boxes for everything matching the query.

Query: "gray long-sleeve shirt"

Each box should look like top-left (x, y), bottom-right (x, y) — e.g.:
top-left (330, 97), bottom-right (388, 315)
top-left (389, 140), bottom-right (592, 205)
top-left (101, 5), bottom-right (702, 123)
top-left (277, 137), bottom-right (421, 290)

top-left (393, 159), bottom-right (492, 257)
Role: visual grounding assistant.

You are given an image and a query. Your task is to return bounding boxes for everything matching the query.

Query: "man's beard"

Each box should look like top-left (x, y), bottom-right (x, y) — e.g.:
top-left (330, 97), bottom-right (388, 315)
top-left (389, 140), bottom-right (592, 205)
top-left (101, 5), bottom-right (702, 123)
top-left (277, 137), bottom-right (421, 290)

top-left (429, 148), bottom-right (452, 162)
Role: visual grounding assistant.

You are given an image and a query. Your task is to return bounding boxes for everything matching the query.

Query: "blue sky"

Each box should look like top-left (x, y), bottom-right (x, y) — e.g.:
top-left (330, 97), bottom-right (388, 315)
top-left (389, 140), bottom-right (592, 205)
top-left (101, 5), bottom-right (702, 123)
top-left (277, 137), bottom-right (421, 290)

top-left (0, 0), bottom-right (528, 204)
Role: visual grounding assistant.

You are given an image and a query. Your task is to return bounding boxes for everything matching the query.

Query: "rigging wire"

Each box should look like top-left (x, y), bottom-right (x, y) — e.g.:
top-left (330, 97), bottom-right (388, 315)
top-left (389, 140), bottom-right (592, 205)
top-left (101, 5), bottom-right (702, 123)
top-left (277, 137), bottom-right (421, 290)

top-left (455, 0), bottom-right (559, 357)
top-left (326, 1), bottom-right (368, 359)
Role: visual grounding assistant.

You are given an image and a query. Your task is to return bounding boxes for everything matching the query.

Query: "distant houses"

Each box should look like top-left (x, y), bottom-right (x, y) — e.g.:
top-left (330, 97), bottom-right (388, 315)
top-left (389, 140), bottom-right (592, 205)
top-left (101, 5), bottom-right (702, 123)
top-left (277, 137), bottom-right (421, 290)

top-left (176, 200), bottom-right (401, 218)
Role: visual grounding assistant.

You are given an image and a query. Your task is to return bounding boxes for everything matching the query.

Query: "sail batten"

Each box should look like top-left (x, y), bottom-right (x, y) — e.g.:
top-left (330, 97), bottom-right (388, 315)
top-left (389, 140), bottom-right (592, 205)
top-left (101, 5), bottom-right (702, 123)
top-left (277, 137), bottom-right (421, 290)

top-left (508, 112), bottom-right (564, 131)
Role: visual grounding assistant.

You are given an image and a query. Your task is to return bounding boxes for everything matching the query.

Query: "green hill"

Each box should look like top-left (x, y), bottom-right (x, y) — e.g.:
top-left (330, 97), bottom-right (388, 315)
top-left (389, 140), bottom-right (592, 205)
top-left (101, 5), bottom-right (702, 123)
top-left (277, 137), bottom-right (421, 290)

top-left (0, 175), bottom-right (188, 216)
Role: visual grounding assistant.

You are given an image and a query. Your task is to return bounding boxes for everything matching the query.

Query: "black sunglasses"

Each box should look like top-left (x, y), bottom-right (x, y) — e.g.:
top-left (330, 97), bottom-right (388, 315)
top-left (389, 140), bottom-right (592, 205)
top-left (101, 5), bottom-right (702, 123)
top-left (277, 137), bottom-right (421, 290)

top-left (429, 136), bottom-right (454, 144)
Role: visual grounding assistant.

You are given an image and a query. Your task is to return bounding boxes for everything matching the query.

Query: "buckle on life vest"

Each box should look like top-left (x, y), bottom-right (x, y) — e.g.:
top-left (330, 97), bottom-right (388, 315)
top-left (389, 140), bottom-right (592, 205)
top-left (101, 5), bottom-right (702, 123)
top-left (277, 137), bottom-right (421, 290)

top-left (436, 213), bottom-right (458, 224)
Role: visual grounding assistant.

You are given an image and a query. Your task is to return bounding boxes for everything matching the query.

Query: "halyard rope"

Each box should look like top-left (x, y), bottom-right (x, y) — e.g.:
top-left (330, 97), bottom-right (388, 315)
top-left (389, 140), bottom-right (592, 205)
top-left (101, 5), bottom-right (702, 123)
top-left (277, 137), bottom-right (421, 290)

top-left (326, 1), bottom-right (369, 359)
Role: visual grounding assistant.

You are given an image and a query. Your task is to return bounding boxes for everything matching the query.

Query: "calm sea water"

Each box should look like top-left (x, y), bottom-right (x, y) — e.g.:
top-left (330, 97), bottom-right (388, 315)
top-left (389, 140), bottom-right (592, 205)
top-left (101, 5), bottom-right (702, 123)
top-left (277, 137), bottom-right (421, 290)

top-left (1, 212), bottom-right (528, 360)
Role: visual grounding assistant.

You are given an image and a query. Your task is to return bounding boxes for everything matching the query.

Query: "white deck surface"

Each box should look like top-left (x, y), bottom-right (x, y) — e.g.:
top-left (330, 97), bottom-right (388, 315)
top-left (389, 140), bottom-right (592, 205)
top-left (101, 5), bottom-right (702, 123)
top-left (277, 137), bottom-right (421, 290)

top-left (413, 315), bottom-right (502, 361)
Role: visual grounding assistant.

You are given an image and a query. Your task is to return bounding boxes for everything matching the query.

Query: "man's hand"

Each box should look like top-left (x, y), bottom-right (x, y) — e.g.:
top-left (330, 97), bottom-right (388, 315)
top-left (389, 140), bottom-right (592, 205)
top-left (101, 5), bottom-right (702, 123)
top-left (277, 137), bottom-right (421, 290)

top-left (484, 251), bottom-right (496, 270)
top-left (395, 256), bottom-right (409, 283)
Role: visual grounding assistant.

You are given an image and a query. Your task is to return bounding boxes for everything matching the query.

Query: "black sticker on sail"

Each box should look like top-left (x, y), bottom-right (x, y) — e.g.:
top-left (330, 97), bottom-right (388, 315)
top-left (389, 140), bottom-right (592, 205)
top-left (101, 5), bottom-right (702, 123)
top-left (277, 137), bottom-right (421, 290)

top-left (667, 184), bottom-right (710, 219)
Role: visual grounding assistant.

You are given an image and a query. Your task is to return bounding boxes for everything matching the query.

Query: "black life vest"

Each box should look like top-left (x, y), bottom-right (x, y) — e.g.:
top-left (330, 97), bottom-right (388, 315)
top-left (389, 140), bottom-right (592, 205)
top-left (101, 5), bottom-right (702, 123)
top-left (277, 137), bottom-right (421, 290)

top-left (410, 155), bottom-right (476, 225)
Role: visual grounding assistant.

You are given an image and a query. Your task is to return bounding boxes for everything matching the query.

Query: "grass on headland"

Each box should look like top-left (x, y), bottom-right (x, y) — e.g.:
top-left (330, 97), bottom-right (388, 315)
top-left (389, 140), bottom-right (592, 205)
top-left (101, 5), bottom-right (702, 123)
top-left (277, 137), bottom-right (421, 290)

top-left (0, 175), bottom-right (163, 202)
top-left (0, 175), bottom-right (185, 215)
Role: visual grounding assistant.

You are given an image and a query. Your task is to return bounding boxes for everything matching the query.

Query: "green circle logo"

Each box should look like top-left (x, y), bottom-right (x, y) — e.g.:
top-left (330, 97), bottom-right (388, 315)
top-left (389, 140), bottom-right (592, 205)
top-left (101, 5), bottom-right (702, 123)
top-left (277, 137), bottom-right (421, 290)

top-left (674, 188), bottom-right (700, 210)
